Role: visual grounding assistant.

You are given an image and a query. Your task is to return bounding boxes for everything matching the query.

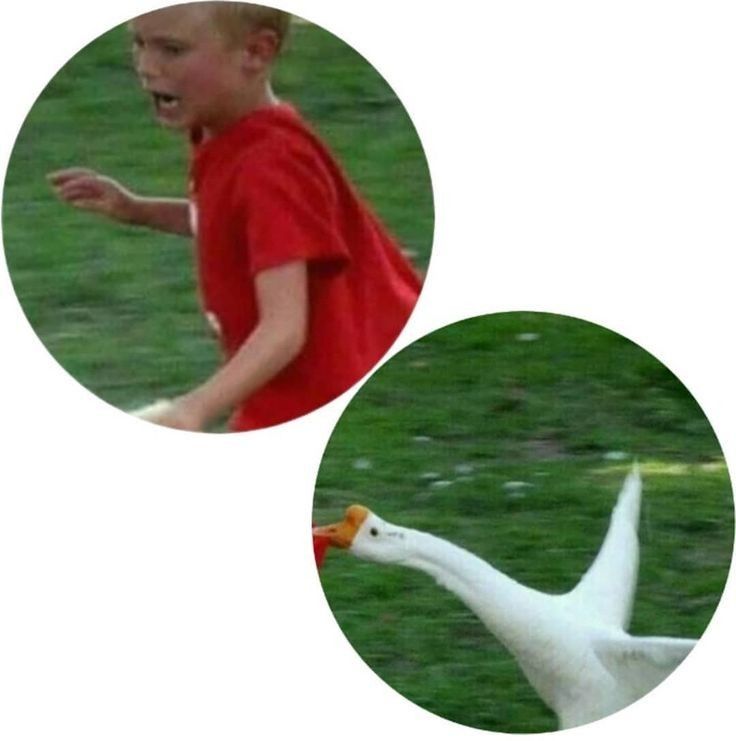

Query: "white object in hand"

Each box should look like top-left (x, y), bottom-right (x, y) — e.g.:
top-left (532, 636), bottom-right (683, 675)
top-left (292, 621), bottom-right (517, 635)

top-left (130, 399), bottom-right (173, 422)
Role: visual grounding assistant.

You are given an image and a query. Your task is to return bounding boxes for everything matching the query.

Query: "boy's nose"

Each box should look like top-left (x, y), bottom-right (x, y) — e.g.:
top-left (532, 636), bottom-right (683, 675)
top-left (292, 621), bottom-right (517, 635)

top-left (134, 49), bottom-right (161, 82)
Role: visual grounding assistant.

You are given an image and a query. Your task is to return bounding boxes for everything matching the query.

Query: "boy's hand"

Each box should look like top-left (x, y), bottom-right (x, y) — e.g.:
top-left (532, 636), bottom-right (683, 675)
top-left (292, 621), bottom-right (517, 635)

top-left (131, 397), bottom-right (207, 432)
top-left (147, 399), bottom-right (205, 432)
top-left (47, 168), bottom-right (140, 224)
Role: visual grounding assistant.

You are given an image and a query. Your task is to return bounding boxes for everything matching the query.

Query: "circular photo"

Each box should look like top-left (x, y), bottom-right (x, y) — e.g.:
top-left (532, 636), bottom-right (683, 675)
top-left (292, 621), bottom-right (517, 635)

top-left (313, 311), bottom-right (733, 733)
top-left (1, 2), bottom-right (433, 433)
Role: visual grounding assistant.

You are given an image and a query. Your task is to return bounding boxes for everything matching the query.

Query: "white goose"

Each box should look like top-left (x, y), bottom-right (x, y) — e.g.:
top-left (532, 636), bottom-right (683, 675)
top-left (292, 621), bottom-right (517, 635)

top-left (314, 466), bottom-right (697, 729)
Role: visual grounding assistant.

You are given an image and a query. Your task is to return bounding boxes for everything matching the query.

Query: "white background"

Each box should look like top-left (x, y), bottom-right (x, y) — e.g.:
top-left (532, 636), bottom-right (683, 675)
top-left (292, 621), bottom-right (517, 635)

top-left (1, 1), bottom-right (734, 739)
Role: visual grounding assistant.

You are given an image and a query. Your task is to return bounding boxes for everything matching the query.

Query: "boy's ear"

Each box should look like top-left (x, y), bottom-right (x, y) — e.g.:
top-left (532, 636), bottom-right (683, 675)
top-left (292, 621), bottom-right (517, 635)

top-left (242, 29), bottom-right (280, 72)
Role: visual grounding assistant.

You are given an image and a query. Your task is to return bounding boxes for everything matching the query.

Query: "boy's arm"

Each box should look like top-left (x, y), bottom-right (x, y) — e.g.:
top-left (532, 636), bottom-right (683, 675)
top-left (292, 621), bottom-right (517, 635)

top-left (126, 197), bottom-right (192, 236)
top-left (47, 168), bottom-right (192, 236)
top-left (150, 261), bottom-right (309, 431)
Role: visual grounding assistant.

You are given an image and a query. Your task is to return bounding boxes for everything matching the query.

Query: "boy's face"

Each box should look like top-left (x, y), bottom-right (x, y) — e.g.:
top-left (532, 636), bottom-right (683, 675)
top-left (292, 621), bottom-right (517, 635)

top-left (130, 5), bottom-right (267, 135)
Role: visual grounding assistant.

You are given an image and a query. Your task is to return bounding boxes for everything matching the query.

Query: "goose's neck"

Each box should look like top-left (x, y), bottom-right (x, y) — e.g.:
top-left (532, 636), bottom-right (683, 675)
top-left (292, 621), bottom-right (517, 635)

top-left (401, 528), bottom-right (545, 650)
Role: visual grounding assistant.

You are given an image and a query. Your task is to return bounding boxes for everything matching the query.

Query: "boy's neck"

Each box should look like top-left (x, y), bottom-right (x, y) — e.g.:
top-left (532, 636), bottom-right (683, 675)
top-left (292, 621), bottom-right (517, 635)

top-left (201, 81), bottom-right (280, 141)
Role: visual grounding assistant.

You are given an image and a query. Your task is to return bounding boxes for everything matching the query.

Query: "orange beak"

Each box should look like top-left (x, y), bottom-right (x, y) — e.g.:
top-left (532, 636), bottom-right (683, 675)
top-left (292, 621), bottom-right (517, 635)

top-left (312, 505), bottom-right (370, 549)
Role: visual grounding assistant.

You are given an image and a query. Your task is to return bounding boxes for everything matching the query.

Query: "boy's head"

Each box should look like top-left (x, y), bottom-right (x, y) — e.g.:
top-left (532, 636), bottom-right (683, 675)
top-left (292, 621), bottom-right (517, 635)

top-left (208, 2), bottom-right (290, 51)
top-left (130, 2), bottom-right (291, 136)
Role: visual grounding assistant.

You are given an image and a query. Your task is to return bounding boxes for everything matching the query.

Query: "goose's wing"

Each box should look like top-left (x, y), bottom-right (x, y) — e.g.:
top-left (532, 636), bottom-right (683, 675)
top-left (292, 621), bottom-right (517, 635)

top-left (561, 466), bottom-right (642, 629)
top-left (593, 635), bottom-right (696, 699)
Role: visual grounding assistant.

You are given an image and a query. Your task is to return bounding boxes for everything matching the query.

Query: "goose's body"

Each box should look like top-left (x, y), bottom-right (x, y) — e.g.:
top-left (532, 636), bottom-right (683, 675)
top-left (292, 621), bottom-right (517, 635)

top-left (314, 467), bottom-right (696, 729)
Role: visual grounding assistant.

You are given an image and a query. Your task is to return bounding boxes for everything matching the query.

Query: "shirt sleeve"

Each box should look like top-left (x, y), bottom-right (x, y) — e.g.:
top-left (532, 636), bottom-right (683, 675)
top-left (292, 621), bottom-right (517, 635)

top-left (233, 144), bottom-right (351, 276)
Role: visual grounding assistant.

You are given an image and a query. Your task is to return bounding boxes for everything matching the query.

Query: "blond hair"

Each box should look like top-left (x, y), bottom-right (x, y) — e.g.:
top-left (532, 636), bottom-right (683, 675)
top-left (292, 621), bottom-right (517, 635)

top-left (208, 2), bottom-right (291, 51)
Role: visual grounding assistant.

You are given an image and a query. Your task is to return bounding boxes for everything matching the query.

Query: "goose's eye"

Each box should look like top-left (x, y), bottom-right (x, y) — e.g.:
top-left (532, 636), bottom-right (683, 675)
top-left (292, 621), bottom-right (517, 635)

top-left (370, 527), bottom-right (379, 537)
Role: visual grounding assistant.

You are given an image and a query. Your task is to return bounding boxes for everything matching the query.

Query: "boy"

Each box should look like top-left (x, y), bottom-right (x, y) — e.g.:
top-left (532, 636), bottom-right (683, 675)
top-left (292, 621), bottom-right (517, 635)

top-left (48, 2), bottom-right (422, 432)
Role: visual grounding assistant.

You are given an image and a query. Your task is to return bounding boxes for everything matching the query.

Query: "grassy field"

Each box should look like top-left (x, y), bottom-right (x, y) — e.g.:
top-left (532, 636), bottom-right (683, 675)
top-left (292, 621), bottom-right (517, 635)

top-left (314, 312), bottom-right (733, 733)
top-left (2, 21), bottom-right (433, 412)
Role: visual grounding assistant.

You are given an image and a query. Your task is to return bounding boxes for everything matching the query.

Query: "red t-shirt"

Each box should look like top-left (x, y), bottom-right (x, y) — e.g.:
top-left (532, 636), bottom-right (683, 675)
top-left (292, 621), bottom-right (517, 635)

top-left (189, 104), bottom-right (422, 431)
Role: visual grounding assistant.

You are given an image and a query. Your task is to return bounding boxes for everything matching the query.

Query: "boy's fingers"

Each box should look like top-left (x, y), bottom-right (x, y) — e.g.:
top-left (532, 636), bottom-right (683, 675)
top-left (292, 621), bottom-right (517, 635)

top-left (53, 179), bottom-right (112, 204)
top-left (46, 167), bottom-right (98, 185)
top-left (62, 191), bottom-right (99, 206)
top-left (65, 198), bottom-right (98, 211)
top-left (52, 175), bottom-right (121, 203)
top-left (58, 179), bottom-right (104, 197)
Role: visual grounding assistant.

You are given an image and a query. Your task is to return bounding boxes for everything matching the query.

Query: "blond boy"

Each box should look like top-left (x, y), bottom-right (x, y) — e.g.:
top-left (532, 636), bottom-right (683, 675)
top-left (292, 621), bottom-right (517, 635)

top-left (49, 2), bottom-right (421, 432)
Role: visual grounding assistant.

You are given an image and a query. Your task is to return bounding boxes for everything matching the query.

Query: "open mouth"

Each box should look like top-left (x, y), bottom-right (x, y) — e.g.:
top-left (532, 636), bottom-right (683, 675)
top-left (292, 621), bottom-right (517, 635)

top-left (152, 92), bottom-right (181, 111)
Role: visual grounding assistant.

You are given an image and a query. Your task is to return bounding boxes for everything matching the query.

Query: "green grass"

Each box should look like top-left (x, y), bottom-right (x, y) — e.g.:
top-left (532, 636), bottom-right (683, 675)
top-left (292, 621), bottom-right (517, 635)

top-left (2, 21), bottom-right (433, 411)
top-left (314, 312), bottom-right (733, 733)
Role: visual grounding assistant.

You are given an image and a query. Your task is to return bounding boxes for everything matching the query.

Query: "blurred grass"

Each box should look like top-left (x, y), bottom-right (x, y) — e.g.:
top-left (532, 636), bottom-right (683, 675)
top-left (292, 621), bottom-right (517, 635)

top-left (2, 21), bottom-right (433, 410)
top-left (314, 312), bottom-right (734, 733)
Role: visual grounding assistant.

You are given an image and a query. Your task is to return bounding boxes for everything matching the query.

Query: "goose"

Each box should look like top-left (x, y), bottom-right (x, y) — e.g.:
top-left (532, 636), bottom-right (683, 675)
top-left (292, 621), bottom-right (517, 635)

top-left (313, 466), bottom-right (697, 730)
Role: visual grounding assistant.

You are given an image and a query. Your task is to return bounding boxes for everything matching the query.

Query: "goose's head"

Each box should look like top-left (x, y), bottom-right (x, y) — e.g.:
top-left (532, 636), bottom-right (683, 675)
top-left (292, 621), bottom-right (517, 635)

top-left (313, 505), bottom-right (409, 564)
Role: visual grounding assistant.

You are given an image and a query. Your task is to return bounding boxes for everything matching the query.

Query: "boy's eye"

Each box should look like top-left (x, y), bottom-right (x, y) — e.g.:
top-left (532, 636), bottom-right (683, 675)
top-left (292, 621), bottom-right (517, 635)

top-left (162, 43), bottom-right (186, 56)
